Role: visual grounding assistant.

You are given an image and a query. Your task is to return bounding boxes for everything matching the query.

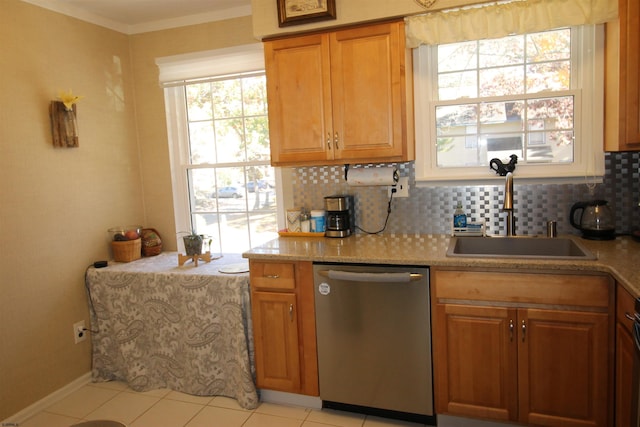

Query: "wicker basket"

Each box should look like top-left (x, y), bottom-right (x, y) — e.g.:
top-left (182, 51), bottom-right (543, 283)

top-left (111, 238), bottom-right (142, 262)
top-left (141, 228), bottom-right (162, 257)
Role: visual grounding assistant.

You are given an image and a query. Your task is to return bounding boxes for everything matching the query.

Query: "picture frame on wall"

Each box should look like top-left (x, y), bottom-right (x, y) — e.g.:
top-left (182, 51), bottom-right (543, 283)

top-left (277, 0), bottom-right (337, 27)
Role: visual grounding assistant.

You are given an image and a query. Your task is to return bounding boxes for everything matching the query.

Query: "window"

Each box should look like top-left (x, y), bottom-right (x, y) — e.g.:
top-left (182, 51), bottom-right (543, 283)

top-left (414, 25), bottom-right (605, 182)
top-left (160, 45), bottom-right (279, 254)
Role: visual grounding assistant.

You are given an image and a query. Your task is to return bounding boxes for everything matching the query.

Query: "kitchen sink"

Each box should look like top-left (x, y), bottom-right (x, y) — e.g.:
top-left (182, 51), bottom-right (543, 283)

top-left (447, 236), bottom-right (596, 260)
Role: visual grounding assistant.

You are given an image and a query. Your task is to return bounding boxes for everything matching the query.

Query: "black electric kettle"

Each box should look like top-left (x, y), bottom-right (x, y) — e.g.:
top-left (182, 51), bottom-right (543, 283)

top-left (569, 200), bottom-right (616, 240)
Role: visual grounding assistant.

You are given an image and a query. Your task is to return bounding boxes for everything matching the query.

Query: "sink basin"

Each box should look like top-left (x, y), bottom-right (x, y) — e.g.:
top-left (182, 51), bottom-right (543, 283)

top-left (447, 236), bottom-right (596, 260)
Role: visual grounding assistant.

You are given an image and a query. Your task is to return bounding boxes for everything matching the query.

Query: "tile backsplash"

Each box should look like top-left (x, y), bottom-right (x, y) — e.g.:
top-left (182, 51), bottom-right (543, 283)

top-left (291, 152), bottom-right (639, 237)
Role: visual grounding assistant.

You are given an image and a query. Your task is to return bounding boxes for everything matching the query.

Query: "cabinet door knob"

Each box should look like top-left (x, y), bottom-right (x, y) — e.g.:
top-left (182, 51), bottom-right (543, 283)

top-left (521, 320), bottom-right (526, 342)
top-left (289, 304), bottom-right (294, 321)
top-left (509, 319), bottom-right (514, 342)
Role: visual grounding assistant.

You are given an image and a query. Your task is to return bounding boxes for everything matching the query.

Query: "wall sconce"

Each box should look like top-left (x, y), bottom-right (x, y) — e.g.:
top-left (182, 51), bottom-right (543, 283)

top-left (50, 90), bottom-right (83, 148)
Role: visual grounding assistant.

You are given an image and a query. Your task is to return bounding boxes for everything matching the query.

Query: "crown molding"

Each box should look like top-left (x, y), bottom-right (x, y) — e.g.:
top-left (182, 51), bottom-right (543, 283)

top-left (20, 0), bottom-right (251, 34)
top-left (128, 6), bottom-right (252, 34)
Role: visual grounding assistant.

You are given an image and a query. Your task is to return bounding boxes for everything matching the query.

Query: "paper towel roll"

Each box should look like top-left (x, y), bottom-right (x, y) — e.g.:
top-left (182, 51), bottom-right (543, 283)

top-left (346, 167), bottom-right (399, 186)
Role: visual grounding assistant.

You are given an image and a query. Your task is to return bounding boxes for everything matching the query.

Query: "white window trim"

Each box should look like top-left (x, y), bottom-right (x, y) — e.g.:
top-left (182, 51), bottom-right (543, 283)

top-left (159, 45), bottom-right (288, 250)
top-left (413, 25), bottom-right (606, 186)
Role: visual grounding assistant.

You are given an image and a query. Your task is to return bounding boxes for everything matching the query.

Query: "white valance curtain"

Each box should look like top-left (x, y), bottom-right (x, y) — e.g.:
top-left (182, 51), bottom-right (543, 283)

top-left (404, 0), bottom-right (618, 47)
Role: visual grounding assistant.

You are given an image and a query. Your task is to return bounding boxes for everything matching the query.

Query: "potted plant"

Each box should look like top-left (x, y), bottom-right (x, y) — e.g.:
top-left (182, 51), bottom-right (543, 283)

top-left (181, 231), bottom-right (203, 256)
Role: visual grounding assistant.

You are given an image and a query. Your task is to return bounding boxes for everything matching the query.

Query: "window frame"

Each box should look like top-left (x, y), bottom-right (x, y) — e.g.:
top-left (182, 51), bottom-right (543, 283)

top-left (161, 46), bottom-right (285, 254)
top-left (413, 24), bottom-right (605, 185)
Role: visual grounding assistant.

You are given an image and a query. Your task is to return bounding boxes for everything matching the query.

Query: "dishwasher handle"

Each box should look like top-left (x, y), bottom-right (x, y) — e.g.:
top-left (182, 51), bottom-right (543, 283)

top-left (318, 270), bottom-right (423, 283)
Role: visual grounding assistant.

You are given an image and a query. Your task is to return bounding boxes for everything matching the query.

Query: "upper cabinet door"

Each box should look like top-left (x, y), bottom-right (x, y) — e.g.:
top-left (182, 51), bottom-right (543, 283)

top-left (330, 22), bottom-right (412, 161)
top-left (622, 0), bottom-right (640, 145)
top-left (265, 33), bottom-right (333, 164)
top-left (605, 0), bottom-right (640, 151)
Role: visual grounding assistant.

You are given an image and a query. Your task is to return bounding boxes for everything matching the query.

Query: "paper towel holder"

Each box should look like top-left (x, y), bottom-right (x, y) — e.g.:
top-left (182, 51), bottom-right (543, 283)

top-left (344, 164), bottom-right (399, 186)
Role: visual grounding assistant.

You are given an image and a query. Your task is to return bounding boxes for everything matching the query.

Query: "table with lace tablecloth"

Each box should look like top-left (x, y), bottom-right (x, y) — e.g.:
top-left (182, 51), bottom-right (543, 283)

top-left (85, 252), bottom-right (258, 409)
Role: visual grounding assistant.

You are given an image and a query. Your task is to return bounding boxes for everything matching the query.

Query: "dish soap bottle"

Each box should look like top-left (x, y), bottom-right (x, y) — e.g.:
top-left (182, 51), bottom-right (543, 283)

top-left (453, 202), bottom-right (467, 228)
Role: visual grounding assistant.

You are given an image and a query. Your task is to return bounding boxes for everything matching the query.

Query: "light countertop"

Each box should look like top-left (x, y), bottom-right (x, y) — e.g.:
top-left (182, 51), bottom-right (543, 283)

top-left (243, 234), bottom-right (640, 297)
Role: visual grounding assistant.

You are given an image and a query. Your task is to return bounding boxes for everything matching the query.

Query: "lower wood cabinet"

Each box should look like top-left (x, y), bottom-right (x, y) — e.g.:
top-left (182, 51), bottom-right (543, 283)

top-left (249, 260), bottom-right (318, 395)
top-left (615, 283), bottom-right (635, 427)
top-left (432, 268), bottom-right (614, 427)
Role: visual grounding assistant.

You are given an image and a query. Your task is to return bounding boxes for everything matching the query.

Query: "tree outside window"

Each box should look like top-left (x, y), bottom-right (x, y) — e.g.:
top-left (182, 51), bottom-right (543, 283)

top-left (434, 28), bottom-right (575, 168)
top-left (182, 73), bottom-right (277, 254)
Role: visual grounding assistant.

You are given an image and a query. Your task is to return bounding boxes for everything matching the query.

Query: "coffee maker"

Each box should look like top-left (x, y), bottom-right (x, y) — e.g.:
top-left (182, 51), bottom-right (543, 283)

top-left (324, 195), bottom-right (355, 238)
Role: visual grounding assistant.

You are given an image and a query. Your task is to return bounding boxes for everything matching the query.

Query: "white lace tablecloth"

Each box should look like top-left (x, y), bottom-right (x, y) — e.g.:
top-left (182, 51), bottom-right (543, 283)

top-left (85, 252), bottom-right (258, 409)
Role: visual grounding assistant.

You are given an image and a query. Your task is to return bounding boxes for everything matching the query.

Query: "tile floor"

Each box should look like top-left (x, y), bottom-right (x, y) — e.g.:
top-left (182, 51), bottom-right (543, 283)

top-left (19, 381), bottom-right (429, 427)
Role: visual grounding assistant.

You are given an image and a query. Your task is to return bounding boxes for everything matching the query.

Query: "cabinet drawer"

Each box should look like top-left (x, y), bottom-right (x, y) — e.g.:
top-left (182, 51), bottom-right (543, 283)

top-left (433, 269), bottom-right (611, 309)
top-left (617, 283), bottom-right (636, 334)
top-left (250, 261), bottom-right (296, 290)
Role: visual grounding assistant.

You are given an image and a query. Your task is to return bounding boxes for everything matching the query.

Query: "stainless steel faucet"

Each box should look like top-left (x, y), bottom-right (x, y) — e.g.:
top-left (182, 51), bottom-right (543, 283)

top-left (503, 172), bottom-right (515, 236)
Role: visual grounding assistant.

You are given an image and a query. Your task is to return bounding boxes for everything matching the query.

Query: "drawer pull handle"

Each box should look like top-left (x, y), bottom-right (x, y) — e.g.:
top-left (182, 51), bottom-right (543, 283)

top-left (265, 274), bottom-right (279, 279)
top-left (509, 319), bottom-right (514, 342)
top-left (521, 320), bottom-right (526, 342)
top-left (625, 312), bottom-right (635, 322)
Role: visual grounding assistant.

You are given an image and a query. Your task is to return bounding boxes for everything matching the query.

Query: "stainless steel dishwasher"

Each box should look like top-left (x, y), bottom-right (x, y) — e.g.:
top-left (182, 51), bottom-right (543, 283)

top-left (313, 263), bottom-right (434, 424)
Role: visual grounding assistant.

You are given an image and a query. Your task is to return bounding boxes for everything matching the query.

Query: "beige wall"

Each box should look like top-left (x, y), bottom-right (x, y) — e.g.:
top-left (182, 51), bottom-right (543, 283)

top-left (0, 2), bottom-right (258, 418)
top-left (0, 1), bottom-right (144, 419)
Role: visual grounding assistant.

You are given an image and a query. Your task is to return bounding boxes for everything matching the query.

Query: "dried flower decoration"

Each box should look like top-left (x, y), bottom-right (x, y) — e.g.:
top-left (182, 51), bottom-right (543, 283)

top-left (57, 89), bottom-right (84, 111)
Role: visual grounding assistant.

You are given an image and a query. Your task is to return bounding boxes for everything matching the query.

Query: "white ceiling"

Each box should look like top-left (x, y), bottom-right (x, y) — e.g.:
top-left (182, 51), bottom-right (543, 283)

top-left (21, 0), bottom-right (253, 34)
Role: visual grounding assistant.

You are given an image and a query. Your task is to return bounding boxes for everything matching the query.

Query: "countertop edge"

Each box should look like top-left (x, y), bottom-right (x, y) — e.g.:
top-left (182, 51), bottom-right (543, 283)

top-left (243, 234), bottom-right (639, 297)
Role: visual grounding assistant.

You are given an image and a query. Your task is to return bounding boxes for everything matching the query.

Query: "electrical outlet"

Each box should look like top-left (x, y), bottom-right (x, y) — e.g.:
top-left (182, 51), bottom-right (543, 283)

top-left (388, 177), bottom-right (409, 198)
top-left (73, 320), bottom-right (87, 344)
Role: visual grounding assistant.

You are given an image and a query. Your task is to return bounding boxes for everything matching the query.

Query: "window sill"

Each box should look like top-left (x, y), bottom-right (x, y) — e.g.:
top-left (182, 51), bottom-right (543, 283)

top-left (414, 174), bottom-right (603, 187)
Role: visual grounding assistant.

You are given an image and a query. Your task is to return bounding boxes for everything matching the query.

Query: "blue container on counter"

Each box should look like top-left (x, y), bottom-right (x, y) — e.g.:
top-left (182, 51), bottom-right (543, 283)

top-left (311, 210), bottom-right (326, 232)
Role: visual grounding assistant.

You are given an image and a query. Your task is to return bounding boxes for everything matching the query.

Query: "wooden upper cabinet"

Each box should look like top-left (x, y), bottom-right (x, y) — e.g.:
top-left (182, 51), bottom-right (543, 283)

top-left (265, 20), bottom-right (414, 166)
top-left (605, 0), bottom-right (640, 151)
